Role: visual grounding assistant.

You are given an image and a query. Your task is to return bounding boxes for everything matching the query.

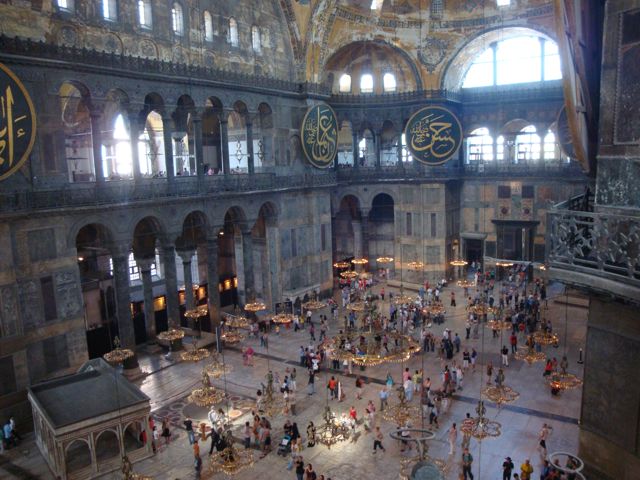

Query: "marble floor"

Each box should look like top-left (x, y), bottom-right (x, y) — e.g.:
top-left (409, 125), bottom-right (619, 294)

top-left (1, 280), bottom-right (587, 480)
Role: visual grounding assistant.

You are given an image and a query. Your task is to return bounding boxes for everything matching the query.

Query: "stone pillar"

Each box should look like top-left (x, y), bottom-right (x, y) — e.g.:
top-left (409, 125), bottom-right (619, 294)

top-left (111, 247), bottom-right (135, 348)
top-left (374, 131), bottom-right (382, 169)
top-left (246, 120), bottom-right (255, 175)
top-left (136, 257), bottom-right (156, 340)
top-left (162, 115), bottom-right (176, 185)
top-left (177, 249), bottom-right (195, 311)
top-left (90, 108), bottom-right (104, 184)
top-left (160, 243), bottom-right (180, 327)
top-left (206, 237), bottom-right (222, 351)
top-left (241, 229), bottom-right (255, 303)
top-left (128, 112), bottom-right (141, 181)
top-left (360, 209), bottom-right (370, 259)
top-left (220, 118), bottom-right (231, 175)
top-left (193, 112), bottom-right (204, 178)
top-left (397, 134), bottom-right (404, 169)
top-left (352, 220), bottom-right (363, 258)
top-left (266, 224), bottom-right (281, 309)
top-left (352, 130), bottom-right (359, 169)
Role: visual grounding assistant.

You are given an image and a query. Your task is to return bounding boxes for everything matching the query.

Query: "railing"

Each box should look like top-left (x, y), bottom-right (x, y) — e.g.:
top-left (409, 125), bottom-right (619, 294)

top-left (464, 161), bottom-right (584, 177)
top-left (337, 165), bottom-right (460, 182)
top-left (460, 81), bottom-right (564, 103)
top-left (547, 195), bottom-right (640, 293)
top-left (330, 89), bottom-right (461, 105)
top-left (0, 172), bottom-right (337, 213)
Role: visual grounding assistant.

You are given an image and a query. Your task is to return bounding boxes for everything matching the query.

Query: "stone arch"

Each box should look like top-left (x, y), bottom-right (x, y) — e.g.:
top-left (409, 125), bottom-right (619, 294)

top-left (132, 216), bottom-right (168, 258)
top-left (368, 188), bottom-right (398, 210)
top-left (177, 210), bottom-right (208, 250)
top-left (441, 26), bottom-right (558, 91)
top-left (94, 429), bottom-right (120, 464)
top-left (334, 191), bottom-right (364, 216)
top-left (64, 438), bottom-right (92, 474)
top-left (123, 420), bottom-right (146, 453)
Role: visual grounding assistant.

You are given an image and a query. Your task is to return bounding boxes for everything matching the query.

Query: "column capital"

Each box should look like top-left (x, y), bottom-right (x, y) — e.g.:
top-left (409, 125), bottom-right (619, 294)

top-left (176, 249), bottom-right (195, 264)
top-left (135, 256), bottom-right (156, 272)
top-left (109, 244), bottom-right (131, 260)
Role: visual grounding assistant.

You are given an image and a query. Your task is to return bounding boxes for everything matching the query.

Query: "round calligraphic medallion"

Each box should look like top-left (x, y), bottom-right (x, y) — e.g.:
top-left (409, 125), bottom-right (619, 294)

top-left (405, 106), bottom-right (462, 166)
top-left (0, 63), bottom-right (37, 181)
top-left (301, 104), bottom-right (338, 169)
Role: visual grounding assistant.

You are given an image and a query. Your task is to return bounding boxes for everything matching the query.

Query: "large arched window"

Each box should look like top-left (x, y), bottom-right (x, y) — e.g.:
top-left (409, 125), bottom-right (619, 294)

top-left (339, 74), bottom-right (352, 93)
top-left (462, 36), bottom-right (562, 88)
top-left (228, 18), bottom-right (239, 47)
top-left (515, 125), bottom-right (541, 162)
top-left (383, 73), bottom-right (397, 93)
top-left (252, 26), bottom-right (261, 52)
top-left (466, 127), bottom-right (494, 163)
top-left (360, 73), bottom-right (374, 94)
top-left (204, 11), bottom-right (213, 42)
top-left (171, 3), bottom-right (184, 36)
top-left (102, 0), bottom-right (117, 20)
top-left (138, 0), bottom-right (152, 28)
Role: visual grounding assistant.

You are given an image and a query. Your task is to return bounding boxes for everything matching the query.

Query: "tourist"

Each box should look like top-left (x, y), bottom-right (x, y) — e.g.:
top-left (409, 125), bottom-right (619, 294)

top-left (502, 456), bottom-right (514, 480)
top-left (328, 376), bottom-right (337, 400)
top-left (486, 362), bottom-right (494, 386)
top-left (260, 421), bottom-right (271, 457)
top-left (520, 459), bottom-right (533, 480)
top-left (306, 421), bottom-right (316, 447)
top-left (463, 349), bottom-right (470, 370)
top-left (502, 345), bottom-right (509, 367)
top-left (291, 368), bottom-right (297, 391)
top-left (404, 375), bottom-right (414, 402)
top-left (337, 379), bottom-right (344, 402)
top-left (373, 426), bottom-right (386, 453)
top-left (471, 349), bottom-right (478, 371)
top-left (379, 387), bottom-right (388, 411)
top-left (453, 333), bottom-right (461, 353)
top-left (538, 423), bottom-right (553, 456)
top-left (451, 291), bottom-right (456, 307)
top-left (496, 368), bottom-right (505, 388)
top-left (290, 391), bottom-right (297, 415)
top-left (448, 423), bottom-right (457, 454)
top-left (308, 369), bottom-right (315, 395)
top-left (295, 456), bottom-right (305, 480)
top-left (305, 463), bottom-right (317, 480)
top-left (208, 426), bottom-right (220, 454)
top-left (462, 447), bottom-right (474, 479)
top-left (243, 421), bottom-right (251, 449)
top-left (355, 376), bottom-right (364, 399)
top-left (161, 418), bottom-right (171, 445)
top-left (465, 319), bottom-right (471, 339)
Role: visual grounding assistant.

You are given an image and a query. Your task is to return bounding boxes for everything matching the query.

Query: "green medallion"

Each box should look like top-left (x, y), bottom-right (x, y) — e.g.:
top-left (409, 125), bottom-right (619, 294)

top-left (405, 106), bottom-right (462, 166)
top-left (0, 62), bottom-right (37, 181)
top-left (301, 104), bottom-right (338, 169)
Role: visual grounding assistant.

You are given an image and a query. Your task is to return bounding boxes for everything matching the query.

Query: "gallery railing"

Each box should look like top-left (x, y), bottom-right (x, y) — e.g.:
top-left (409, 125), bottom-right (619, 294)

top-left (547, 194), bottom-right (640, 289)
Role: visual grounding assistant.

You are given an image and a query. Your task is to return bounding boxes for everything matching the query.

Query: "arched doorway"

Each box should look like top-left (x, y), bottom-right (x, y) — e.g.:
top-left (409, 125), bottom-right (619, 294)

top-left (369, 193), bottom-right (395, 277)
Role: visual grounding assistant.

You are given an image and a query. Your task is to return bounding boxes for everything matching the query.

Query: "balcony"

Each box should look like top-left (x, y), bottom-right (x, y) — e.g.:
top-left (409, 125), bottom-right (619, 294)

top-left (546, 194), bottom-right (640, 303)
top-left (0, 172), bottom-right (337, 214)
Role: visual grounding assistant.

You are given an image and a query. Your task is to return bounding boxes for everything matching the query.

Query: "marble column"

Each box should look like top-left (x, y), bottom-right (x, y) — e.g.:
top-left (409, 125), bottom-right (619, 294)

top-left (397, 133), bottom-right (404, 169)
top-left (352, 220), bottom-right (363, 258)
top-left (374, 132), bottom-right (382, 169)
top-left (220, 118), bottom-right (231, 174)
top-left (111, 248), bottom-right (135, 348)
top-left (160, 243), bottom-right (180, 327)
top-left (360, 209), bottom-right (370, 259)
top-left (266, 224), bottom-right (281, 309)
top-left (136, 257), bottom-right (156, 340)
top-left (193, 113), bottom-right (204, 178)
top-left (128, 112), bottom-right (141, 181)
top-left (162, 115), bottom-right (175, 185)
top-left (206, 237), bottom-right (222, 351)
top-left (241, 229), bottom-right (255, 303)
top-left (90, 108), bottom-right (104, 184)
top-left (246, 120), bottom-right (255, 175)
top-left (352, 130), bottom-right (359, 169)
top-left (177, 249), bottom-right (195, 311)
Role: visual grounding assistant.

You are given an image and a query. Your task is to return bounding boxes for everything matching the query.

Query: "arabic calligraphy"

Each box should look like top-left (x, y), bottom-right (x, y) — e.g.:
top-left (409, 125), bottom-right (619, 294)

top-left (301, 104), bottom-right (338, 168)
top-left (405, 106), bottom-right (462, 166)
top-left (0, 63), bottom-right (36, 181)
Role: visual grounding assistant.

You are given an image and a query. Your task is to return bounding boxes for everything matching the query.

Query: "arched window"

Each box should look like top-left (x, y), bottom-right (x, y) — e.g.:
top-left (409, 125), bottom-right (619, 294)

top-left (57, 0), bottom-right (73, 11)
top-left (102, 0), bottom-right (117, 20)
top-left (339, 74), bottom-right (352, 93)
top-left (204, 11), bottom-right (213, 42)
top-left (515, 125), bottom-right (541, 162)
top-left (496, 0), bottom-right (511, 5)
top-left (383, 73), bottom-right (397, 93)
top-left (360, 73), bottom-right (374, 94)
top-left (462, 36), bottom-right (562, 88)
top-left (228, 18), bottom-right (239, 47)
top-left (496, 135), bottom-right (505, 161)
top-left (543, 130), bottom-right (557, 160)
top-left (138, 0), bottom-right (152, 28)
top-left (466, 127), bottom-right (494, 163)
top-left (252, 26), bottom-right (261, 52)
top-left (171, 3), bottom-right (184, 36)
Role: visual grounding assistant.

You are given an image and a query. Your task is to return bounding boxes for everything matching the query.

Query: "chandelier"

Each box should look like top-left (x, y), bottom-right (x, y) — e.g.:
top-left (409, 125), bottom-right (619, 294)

top-left (157, 328), bottom-right (185, 342)
top-left (382, 388), bottom-right (420, 425)
top-left (244, 301), bottom-right (267, 312)
top-left (258, 371), bottom-right (284, 417)
top-left (180, 347), bottom-right (211, 363)
top-left (351, 257), bottom-right (369, 265)
top-left (188, 368), bottom-right (226, 406)
top-left (450, 259), bottom-right (468, 267)
top-left (224, 315), bottom-right (250, 329)
top-left (204, 355), bottom-right (233, 379)
top-left (333, 261), bottom-right (350, 268)
top-left (548, 372), bottom-right (583, 391)
top-left (485, 320), bottom-right (512, 331)
top-left (514, 346), bottom-right (546, 364)
top-left (533, 330), bottom-right (559, 346)
top-left (421, 303), bottom-right (445, 316)
top-left (220, 330), bottom-right (245, 344)
top-left (376, 256), bottom-right (394, 264)
top-left (496, 261), bottom-right (514, 267)
top-left (339, 270), bottom-right (359, 279)
top-left (393, 293), bottom-right (416, 305)
top-left (407, 261), bottom-right (424, 269)
top-left (315, 406), bottom-right (350, 449)
top-left (457, 279), bottom-right (474, 288)
top-left (184, 304), bottom-right (208, 320)
top-left (302, 299), bottom-right (326, 310)
top-left (208, 431), bottom-right (254, 476)
top-left (482, 384), bottom-right (520, 406)
top-left (467, 303), bottom-right (497, 316)
top-left (460, 401), bottom-right (501, 440)
top-left (271, 313), bottom-right (295, 324)
top-left (329, 330), bottom-right (420, 366)
top-left (103, 336), bottom-right (134, 364)
top-left (346, 301), bottom-right (368, 312)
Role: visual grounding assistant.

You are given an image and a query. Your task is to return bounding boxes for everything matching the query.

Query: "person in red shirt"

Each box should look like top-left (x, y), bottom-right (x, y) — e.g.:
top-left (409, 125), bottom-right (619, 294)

top-left (510, 333), bottom-right (518, 354)
top-left (349, 406), bottom-right (357, 421)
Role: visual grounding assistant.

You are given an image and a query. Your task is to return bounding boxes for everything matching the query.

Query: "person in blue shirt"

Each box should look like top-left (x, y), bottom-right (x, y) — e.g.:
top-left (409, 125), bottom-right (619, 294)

top-left (3, 420), bottom-right (16, 449)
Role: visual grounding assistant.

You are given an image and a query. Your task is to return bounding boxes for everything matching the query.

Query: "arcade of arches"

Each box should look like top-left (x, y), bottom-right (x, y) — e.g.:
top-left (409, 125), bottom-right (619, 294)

top-left (0, 2), bottom-right (638, 480)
